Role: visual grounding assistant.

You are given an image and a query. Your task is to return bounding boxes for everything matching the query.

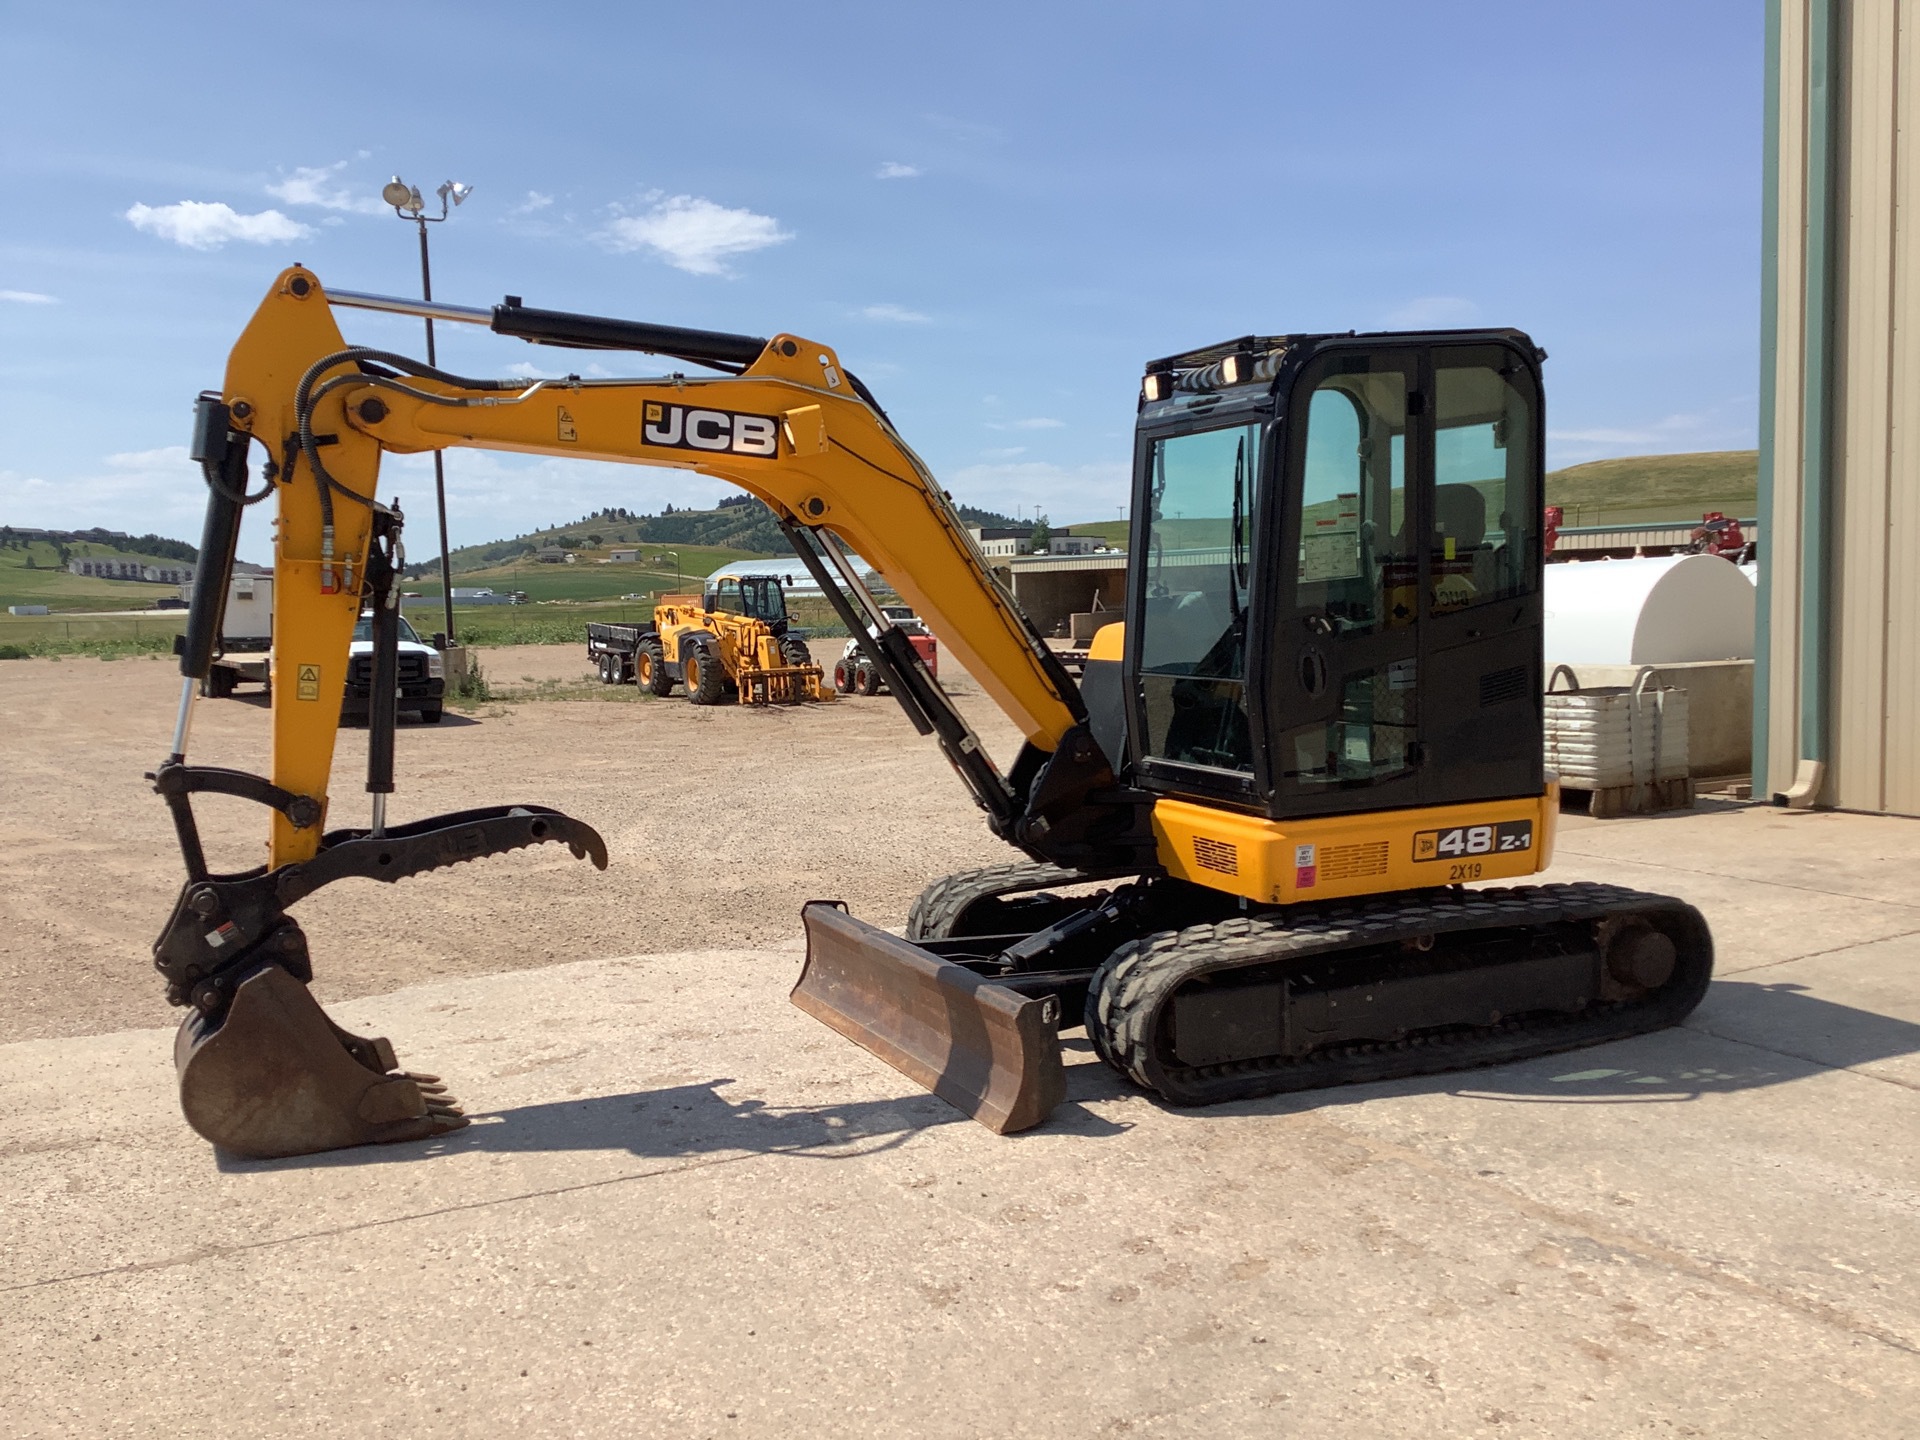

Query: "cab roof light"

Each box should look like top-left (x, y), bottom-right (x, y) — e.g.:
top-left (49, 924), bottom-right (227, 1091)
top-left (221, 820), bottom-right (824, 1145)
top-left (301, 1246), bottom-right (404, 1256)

top-left (1141, 370), bottom-right (1173, 403)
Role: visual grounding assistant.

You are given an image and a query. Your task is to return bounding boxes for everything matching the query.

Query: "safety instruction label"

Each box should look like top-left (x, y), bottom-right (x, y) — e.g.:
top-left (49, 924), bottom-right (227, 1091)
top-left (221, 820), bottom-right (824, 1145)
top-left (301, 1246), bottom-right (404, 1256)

top-left (557, 406), bottom-right (577, 442)
top-left (296, 663), bottom-right (320, 701)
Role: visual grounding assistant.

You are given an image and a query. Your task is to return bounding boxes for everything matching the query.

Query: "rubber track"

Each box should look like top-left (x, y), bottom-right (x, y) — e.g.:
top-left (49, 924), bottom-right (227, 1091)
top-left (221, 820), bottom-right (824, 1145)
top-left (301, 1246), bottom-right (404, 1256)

top-left (905, 861), bottom-right (1131, 941)
top-left (1085, 882), bottom-right (1713, 1105)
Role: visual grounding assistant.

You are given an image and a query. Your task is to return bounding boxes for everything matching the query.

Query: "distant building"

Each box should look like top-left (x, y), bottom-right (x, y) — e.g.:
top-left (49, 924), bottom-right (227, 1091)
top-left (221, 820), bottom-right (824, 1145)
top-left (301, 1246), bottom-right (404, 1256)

top-left (968, 526), bottom-right (1032, 557)
top-left (534, 546), bottom-right (574, 564)
top-left (608, 548), bottom-right (639, 563)
top-left (1044, 535), bottom-right (1100, 556)
top-left (69, 557), bottom-right (194, 585)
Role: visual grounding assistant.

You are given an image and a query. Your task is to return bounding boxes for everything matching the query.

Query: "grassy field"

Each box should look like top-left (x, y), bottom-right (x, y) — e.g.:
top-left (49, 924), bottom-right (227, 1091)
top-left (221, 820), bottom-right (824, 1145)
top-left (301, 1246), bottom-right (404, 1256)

top-left (1545, 450), bottom-right (1756, 526)
top-left (0, 540), bottom-right (194, 613)
top-left (408, 544), bottom-right (758, 603)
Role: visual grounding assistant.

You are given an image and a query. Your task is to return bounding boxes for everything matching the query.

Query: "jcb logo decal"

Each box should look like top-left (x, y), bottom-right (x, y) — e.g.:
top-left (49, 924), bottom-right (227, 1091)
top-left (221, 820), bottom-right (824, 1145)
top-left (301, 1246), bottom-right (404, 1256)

top-left (642, 402), bottom-right (779, 457)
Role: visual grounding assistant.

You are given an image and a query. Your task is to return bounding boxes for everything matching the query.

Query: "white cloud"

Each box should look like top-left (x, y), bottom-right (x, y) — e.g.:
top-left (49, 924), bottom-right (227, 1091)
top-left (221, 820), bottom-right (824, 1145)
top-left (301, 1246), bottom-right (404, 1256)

top-left (125, 201), bottom-right (312, 250)
top-left (0, 289), bottom-right (57, 304)
top-left (1381, 295), bottom-right (1480, 328)
top-left (267, 162), bottom-right (385, 213)
top-left (510, 191), bottom-right (554, 215)
top-left (600, 194), bottom-right (791, 276)
top-left (1547, 411), bottom-right (1725, 448)
top-left (980, 446), bottom-right (1027, 460)
top-left (862, 302), bottom-right (930, 323)
top-left (875, 161), bottom-right (921, 180)
top-left (1546, 408), bottom-right (1755, 469)
top-left (986, 417), bottom-right (1066, 432)
top-left (945, 459), bottom-right (1129, 523)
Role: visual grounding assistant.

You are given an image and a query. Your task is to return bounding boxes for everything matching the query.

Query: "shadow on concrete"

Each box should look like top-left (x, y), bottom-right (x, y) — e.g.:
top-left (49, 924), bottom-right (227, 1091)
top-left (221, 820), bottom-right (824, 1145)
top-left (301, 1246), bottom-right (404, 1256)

top-left (219, 982), bottom-right (1914, 1172)
top-left (224, 1077), bottom-right (1129, 1172)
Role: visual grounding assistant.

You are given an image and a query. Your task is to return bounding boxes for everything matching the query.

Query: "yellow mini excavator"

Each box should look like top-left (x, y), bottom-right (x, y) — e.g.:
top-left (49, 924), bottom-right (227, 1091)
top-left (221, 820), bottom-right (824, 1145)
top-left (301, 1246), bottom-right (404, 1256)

top-left (152, 269), bottom-right (1712, 1156)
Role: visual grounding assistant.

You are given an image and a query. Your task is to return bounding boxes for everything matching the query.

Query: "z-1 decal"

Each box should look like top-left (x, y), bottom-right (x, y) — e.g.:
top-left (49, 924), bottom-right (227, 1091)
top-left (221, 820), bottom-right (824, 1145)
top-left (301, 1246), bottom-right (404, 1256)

top-left (642, 402), bottom-right (779, 456)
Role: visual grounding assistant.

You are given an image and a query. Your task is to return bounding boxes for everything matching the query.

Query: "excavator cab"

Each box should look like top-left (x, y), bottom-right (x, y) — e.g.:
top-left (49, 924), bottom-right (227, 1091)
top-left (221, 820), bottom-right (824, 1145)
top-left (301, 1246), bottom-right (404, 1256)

top-left (1119, 334), bottom-right (1545, 818)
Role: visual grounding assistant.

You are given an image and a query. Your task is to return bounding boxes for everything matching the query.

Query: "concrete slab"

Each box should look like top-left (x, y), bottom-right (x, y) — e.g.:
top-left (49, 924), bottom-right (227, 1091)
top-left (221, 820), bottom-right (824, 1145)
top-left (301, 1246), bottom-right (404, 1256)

top-left (1555, 803), bottom-right (1920, 909)
top-left (6, 934), bottom-right (1919, 1438)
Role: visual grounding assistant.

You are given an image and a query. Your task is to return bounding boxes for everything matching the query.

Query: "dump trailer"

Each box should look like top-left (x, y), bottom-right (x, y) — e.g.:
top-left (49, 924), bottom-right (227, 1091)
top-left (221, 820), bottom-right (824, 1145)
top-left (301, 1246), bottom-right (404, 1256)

top-left (149, 269), bottom-right (1713, 1158)
top-left (586, 575), bottom-right (822, 703)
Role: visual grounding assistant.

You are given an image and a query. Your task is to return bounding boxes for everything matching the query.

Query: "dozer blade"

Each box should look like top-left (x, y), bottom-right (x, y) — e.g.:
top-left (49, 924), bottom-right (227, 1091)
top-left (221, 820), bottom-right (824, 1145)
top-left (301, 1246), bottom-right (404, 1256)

top-left (176, 962), bottom-right (467, 1159)
top-left (792, 902), bottom-right (1065, 1134)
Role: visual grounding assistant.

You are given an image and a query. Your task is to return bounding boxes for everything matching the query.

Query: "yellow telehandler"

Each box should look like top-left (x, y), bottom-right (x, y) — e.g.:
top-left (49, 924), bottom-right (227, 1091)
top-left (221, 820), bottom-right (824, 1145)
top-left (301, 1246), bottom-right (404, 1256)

top-left (587, 572), bottom-right (824, 704)
top-left (150, 270), bottom-right (1711, 1156)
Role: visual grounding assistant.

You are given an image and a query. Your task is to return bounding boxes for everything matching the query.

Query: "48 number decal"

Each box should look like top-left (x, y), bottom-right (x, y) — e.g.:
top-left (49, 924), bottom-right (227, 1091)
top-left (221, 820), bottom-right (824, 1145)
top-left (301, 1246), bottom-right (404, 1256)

top-left (1412, 820), bottom-right (1533, 880)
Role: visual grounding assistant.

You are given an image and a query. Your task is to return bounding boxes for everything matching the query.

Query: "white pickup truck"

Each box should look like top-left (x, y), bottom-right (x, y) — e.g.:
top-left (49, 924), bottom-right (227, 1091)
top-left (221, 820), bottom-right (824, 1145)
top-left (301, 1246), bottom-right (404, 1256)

top-left (200, 574), bottom-right (447, 723)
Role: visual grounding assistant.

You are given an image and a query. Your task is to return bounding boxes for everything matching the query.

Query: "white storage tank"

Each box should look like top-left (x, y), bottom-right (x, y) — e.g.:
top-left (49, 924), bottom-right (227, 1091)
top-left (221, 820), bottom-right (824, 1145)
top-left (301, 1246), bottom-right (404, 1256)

top-left (1544, 555), bottom-right (1755, 668)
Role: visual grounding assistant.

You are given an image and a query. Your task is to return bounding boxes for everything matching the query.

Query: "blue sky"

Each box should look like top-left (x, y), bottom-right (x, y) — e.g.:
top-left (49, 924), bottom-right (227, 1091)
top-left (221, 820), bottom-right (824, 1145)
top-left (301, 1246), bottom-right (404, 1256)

top-left (1, 2), bottom-right (1762, 563)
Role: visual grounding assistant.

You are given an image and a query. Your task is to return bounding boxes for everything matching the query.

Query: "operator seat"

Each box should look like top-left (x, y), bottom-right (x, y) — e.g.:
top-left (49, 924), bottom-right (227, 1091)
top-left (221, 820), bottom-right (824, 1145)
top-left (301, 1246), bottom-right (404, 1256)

top-left (1432, 483), bottom-right (1497, 612)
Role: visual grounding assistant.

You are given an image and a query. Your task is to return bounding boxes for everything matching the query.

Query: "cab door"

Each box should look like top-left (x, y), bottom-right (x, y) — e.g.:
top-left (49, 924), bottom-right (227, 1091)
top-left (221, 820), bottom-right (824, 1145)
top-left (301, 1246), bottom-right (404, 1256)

top-left (1270, 347), bottom-right (1427, 818)
top-left (1413, 344), bottom-right (1545, 805)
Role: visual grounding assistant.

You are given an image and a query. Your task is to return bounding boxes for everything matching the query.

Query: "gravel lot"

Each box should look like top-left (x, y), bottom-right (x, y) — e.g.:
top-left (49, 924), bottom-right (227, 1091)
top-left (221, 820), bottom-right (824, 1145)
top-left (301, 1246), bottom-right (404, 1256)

top-left (0, 645), bottom-right (1026, 1043)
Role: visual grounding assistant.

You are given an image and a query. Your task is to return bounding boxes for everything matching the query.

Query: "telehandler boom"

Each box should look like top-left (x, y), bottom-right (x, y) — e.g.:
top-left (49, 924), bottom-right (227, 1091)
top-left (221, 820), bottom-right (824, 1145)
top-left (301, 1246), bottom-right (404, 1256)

top-left (153, 269), bottom-right (1712, 1157)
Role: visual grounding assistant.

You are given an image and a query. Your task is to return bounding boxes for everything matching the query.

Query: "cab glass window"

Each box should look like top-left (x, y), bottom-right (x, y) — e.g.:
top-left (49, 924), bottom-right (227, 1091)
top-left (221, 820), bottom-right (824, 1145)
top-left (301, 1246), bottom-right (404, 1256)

top-left (710, 579), bottom-right (745, 614)
top-left (1428, 355), bottom-right (1537, 614)
top-left (1292, 361), bottom-right (1411, 633)
top-left (1137, 421), bottom-right (1259, 773)
top-left (742, 578), bottom-right (788, 623)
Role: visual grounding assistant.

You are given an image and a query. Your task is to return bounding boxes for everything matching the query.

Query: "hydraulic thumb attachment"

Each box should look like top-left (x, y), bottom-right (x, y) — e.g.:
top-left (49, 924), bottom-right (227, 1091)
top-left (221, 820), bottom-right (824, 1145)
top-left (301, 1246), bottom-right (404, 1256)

top-left (152, 784), bottom-right (608, 1158)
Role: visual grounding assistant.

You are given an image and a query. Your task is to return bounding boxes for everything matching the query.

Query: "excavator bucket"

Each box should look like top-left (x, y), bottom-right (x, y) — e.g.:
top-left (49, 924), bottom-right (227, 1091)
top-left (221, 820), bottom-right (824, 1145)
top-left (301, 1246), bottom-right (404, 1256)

top-left (175, 962), bottom-right (468, 1159)
top-left (792, 902), bottom-right (1065, 1134)
top-left (151, 795), bottom-right (608, 1159)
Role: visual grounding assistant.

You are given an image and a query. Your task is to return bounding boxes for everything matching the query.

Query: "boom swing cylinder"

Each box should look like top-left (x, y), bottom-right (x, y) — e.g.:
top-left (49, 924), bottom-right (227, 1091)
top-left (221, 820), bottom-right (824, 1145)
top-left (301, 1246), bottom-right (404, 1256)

top-left (150, 268), bottom-right (1712, 1157)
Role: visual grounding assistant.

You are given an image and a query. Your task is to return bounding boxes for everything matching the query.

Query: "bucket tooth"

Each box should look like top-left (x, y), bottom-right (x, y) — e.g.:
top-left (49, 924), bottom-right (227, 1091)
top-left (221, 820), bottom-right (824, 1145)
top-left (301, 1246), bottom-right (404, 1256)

top-left (176, 963), bottom-right (468, 1159)
top-left (791, 901), bottom-right (1065, 1134)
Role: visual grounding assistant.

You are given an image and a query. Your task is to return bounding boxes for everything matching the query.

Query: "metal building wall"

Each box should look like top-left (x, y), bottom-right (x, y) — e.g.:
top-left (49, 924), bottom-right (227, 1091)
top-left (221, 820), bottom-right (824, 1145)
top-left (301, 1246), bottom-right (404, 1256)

top-left (1761, 0), bottom-right (1920, 814)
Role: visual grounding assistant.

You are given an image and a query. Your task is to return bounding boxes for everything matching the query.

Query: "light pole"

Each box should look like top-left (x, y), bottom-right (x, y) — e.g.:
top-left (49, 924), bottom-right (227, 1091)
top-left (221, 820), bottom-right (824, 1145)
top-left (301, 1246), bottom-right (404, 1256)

top-left (383, 176), bottom-right (472, 647)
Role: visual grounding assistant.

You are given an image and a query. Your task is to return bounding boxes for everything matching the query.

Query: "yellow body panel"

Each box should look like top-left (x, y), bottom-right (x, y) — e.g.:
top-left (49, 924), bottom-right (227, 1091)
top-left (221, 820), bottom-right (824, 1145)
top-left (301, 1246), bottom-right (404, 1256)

top-left (1152, 784), bottom-right (1560, 906)
top-left (1088, 622), bottom-right (1125, 661)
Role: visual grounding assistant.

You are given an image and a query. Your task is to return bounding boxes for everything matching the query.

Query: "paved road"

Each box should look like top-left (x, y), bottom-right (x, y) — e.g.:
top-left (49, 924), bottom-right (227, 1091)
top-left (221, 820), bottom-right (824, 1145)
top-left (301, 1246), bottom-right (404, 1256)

top-left (5, 803), bottom-right (1918, 1437)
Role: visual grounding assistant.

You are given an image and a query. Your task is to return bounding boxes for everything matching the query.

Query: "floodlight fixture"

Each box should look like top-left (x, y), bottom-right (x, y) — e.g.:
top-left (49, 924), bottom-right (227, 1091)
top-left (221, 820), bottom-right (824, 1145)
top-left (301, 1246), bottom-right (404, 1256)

top-left (381, 172), bottom-right (478, 644)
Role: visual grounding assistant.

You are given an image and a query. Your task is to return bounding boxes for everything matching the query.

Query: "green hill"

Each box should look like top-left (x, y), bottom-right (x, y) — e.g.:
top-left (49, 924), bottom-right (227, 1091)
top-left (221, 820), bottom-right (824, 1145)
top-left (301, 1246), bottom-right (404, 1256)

top-left (0, 535), bottom-right (197, 612)
top-left (1545, 450), bottom-right (1757, 527)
